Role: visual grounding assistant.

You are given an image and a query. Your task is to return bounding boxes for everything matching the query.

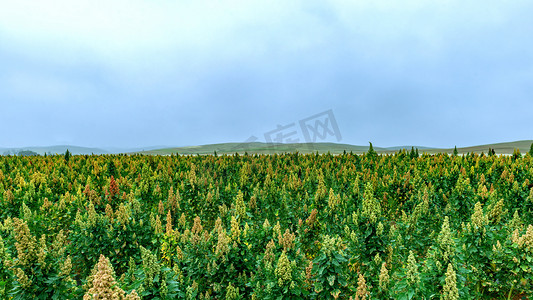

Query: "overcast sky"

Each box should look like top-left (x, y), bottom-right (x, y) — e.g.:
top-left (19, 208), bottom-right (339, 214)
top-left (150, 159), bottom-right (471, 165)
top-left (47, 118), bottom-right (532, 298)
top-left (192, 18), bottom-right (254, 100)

top-left (1, 0), bottom-right (532, 149)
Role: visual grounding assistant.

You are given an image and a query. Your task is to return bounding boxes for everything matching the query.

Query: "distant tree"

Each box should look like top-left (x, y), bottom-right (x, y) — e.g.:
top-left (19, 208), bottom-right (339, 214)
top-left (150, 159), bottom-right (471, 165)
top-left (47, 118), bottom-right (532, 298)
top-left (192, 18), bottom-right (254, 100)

top-left (214, 150), bottom-right (218, 157)
top-left (453, 146), bottom-right (458, 156)
top-left (415, 148), bottom-right (419, 157)
top-left (64, 149), bottom-right (71, 162)
top-left (410, 147), bottom-right (417, 159)
top-left (368, 142), bottom-right (377, 157)
top-left (17, 150), bottom-right (39, 156)
top-left (529, 143), bottom-right (533, 156)
top-left (513, 148), bottom-right (521, 160)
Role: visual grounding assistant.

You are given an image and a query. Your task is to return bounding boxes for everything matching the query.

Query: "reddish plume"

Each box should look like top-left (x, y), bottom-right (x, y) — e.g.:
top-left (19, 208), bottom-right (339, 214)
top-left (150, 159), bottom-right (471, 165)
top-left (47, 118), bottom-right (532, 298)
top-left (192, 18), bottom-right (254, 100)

top-left (109, 176), bottom-right (119, 199)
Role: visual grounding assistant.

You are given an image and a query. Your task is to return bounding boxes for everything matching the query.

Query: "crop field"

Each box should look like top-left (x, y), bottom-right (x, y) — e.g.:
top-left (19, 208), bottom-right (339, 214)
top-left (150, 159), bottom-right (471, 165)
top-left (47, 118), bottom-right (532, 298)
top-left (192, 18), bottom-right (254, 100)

top-left (1, 150), bottom-right (533, 299)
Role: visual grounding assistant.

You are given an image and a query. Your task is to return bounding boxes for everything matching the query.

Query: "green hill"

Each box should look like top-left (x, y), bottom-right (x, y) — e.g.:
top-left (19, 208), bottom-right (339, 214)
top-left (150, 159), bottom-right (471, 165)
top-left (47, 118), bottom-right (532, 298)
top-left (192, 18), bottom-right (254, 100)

top-left (3, 140), bottom-right (531, 156)
top-left (1, 145), bottom-right (108, 155)
top-left (448, 140), bottom-right (533, 155)
top-left (136, 142), bottom-right (384, 155)
top-left (137, 140), bottom-right (533, 156)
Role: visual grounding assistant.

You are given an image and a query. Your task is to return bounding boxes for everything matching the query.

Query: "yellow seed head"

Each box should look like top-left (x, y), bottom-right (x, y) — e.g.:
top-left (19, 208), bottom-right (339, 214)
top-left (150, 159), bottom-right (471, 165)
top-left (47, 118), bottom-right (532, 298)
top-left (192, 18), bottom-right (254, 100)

top-left (154, 215), bottom-right (163, 235)
top-left (234, 190), bottom-right (246, 218)
top-left (280, 229), bottom-right (295, 251)
top-left (230, 216), bottom-right (241, 242)
top-left (216, 229), bottom-right (229, 258)
top-left (14, 268), bottom-right (32, 289)
top-left (263, 218), bottom-right (271, 230)
top-left (166, 210), bottom-right (173, 235)
top-left (105, 204), bottom-right (114, 220)
top-left (87, 201), bottom-right (100, 226)
top-left (13, 218), bottom-right (36, 267)
top-left (263, 240), bottom-right (276, 269)
top-left (37, 234), bottom-right (47, 268)
top-left (60, 256), bottom-right (73, 277)
top-left (83, 255), bottom-right (125, 300)
top-left (362, 183), bottom-right (381, 223)
top-left (354, 273), bottom-right (369, 300)
top-left (406, 251), bottom-right (419, 285)
top-left (442, 264), bottom-right (459, 300)
top-left (116, 203), bottom-right (131, 225)
top-left (225, 282), bottom-right (239, 300)
top-left (140, 246), bottom-right (160, 288)
top-left (275, 252), bottom-right (292, 286)
top-left (470, 202), bottom-right (488, 232)
top-left (437, 216), bottom-right (455, 261)
top-left (379, 262), bottom-right (389, 291)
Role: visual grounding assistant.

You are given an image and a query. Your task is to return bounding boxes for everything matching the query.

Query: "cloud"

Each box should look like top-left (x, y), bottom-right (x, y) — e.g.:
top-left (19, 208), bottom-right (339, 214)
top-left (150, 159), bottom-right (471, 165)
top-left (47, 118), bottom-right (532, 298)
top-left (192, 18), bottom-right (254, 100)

top-left (0, 0), bottom-right (532, 147)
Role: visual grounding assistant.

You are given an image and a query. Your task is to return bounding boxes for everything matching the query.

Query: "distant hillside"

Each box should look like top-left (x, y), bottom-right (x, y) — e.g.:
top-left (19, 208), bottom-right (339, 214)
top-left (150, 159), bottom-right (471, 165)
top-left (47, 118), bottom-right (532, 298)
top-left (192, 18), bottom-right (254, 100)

top-left (1, 145), bottom-right (108, 155)
top-left (450, 140), bottom-right (533, 155)
top-left (137, 140), bottom-right (533, 156)
top-left (411, 140), bottom-right (532, 155)
top-left (135, 142), bottom-right (388, 155)
top-left (2, 140), bottom-right (531, 156)
top-left (385, 145), bottom-right (433, 151)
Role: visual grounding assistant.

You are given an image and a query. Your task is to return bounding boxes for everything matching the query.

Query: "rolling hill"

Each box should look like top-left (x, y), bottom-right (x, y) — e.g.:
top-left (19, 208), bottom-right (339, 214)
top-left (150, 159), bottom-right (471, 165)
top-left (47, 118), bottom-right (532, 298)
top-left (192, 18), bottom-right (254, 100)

top-left (1, 145), bottom-right (109, 155)
top-left (2, 140), bottom-right (531, 156)
top-left (135, 140), bottom-right (533, 156)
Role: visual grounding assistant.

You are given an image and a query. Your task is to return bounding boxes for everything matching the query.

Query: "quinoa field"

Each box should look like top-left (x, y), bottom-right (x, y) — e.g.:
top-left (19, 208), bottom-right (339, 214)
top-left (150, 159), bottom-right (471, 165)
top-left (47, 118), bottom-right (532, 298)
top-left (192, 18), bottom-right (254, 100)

top-left (1, 150), bottom-right (532, 299)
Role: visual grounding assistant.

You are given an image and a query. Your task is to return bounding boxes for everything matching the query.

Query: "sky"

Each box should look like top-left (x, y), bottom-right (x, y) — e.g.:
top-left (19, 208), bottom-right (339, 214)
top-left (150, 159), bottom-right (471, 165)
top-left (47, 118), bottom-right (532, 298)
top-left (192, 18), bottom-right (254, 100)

top-left (1, 0), bottom-right (532, 149)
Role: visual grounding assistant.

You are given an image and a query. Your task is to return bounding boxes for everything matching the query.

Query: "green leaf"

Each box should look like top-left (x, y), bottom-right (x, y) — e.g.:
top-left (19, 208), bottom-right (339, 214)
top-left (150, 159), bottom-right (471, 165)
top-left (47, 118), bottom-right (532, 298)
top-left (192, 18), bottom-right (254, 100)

top-left (327, 275), bottom-right (336, 286)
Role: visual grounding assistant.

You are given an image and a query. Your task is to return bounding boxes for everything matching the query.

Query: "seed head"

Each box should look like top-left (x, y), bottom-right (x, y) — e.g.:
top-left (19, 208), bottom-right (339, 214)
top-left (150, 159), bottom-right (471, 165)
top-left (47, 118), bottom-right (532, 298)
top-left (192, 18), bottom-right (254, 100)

top-left (442, 264), bottom-right (459, 300)
top-left (263, 240), bottom-right (276, 269)
top-left (13, 218), bottom-right (36, 267)
top-left (379, 262), bottom-right (389, 291)
top-left (230, 216), bottom-right (241, 242)
top-left (306, 209), bottom-right (318, 227)
top-left (275, 252), bottom-right (292, 286)
top-left (234, 190), bottom-right (246, 219)
top-left (280, 229), bottom-right (295, 251)
top-left (215, 229), bottom-right (229, 258)
top-left (105, 204), bottom-right (114, 220)
top-left (406, 251), bottom-right (419, 285)
top-left (154, 215), bottom-right (163, 235)
top-left (116, 203), bottom-right (131, 225)
top-left (60, 255), bottom-right (73, 277)
top-left (140, 246), bottom-right (160, 288)
top-left (125, 290), bottom-right (141, 300)
top-left (362, 183), bottom-right (381, 223)
top-left (437, 216), bottom-right (455, 261)
top-left (470, 202), bottom-right (488, 232)
top-left (14, 268), bottom-right (32, 289)
top-left (37, 234), bottom-right (47, 268)
top-left (83, 255), bottom-right (125, 300)
top-left (354, 273), bottom-right (369, 300)
top-left (166, 210), bottom-right (173, 235)
top-left (225, 282), bottom-right (239, 300)
top-left (263, 218), bottom-right (271, 230)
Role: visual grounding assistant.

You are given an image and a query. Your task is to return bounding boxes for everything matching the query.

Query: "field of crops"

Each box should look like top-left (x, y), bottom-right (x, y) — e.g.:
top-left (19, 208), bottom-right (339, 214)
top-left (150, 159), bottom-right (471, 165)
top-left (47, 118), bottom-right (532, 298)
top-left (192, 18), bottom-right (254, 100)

top-left (1, 150), bottom-right (532, 299)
